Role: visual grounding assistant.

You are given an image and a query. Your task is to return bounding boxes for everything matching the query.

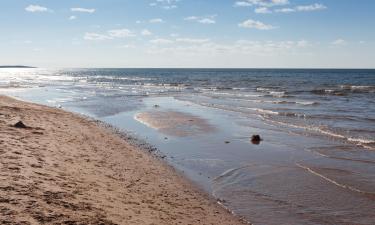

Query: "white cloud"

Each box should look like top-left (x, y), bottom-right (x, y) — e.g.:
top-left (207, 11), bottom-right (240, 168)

top-left (297, 40), bottom-right (310, 47)
top-left (33, 48), bottom-right (42, 52)
top-left (332, 39), bottom-right (347, 46)
top-left (149, 18), bottom-right (165, 23)
top-left (296, 3), bottom-right (326, 11)
top-left (84, 32), bottom-right (112, 41)
top-left (162, 5), bottom-right (177, 10)
top-left (118, 44), bottom-right (136, 49)
top-left (25, 5), bottom-right (50, 13)
top-left (149, 0), bottom-right (180, 9)
top-left (176, 38), bottom-right (211, 44)
top-left (184, 16), bottom-right (198, 21)
top-left (255, 7), bottom-right (272, 14)
top-left (276, 3), bottom-right (327, 13)
top-left (71, 8), bottom-right (96, 13)
top-left (141, 29), bottom-right (153, 36)
top-left (108, 29), bottom-right (136, 38)
top-left (148, 37), bottom-right (211, 46)
top-left (184, 15), bottom-right (216, 24)
top-left (274, 8), bottom-right (294, 13)
top-left (150, 38), bottom-right (174, 44)
top-left (12, 40), bottom-right (33, 45)
top-left (84, 29), bottom-right (136, 41)
top-left (234, 0), bottom-right (289, 7)
top-left (239, 19), bottom-right (276, 30)
top-left (234, 1), bottom-right (253, 7)
top-left (69, 16), bottom-right (77, 20)
top-left (198, 18), bottom-right (216, 24)
top-left (235, 1), bottom-right (326, 14)
top-left (233, 40), bottom-right (308, 55)
top-left (147, 39), bottom-right (312, 57)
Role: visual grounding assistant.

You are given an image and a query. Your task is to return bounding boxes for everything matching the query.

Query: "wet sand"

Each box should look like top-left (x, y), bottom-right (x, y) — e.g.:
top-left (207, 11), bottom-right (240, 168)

top-left (0, 95), bottom-right (245, 225)
top-left (135, 110), bottom-right (216, 137)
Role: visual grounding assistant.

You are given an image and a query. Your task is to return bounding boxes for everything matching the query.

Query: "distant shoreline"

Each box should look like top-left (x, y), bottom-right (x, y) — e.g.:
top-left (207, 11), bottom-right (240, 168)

top-left (2, 66), bottom-right (375, 70)
top-left (0, 65), bottom-right (36, 68)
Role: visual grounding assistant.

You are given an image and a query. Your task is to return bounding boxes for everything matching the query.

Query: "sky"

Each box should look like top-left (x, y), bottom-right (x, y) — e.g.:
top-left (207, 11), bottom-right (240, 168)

top-left (0, 0), bottom-right (374, 68)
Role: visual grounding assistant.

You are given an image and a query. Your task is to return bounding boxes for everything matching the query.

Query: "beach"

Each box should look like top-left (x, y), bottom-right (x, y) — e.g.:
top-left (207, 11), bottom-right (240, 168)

top-left (1, 68), bottom-right (374, 225)
top-left (0, 95), bottom-right (245, 224)
top-left (2, 0), bottom-right (374, 224)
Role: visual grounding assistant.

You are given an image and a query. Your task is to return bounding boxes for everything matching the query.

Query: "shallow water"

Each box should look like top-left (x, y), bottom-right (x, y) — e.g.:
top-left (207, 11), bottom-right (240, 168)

top-left (1, 68), bottom-right (374, 224)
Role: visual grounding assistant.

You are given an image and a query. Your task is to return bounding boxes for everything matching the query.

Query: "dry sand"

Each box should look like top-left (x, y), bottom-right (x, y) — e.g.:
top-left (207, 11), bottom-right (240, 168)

top-left (0, 95), bottom-right (246, 225)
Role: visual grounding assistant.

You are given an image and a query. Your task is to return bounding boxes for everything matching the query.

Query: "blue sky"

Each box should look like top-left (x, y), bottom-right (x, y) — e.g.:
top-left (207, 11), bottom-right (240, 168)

top-left (0, 0), bottom-right (374, 68)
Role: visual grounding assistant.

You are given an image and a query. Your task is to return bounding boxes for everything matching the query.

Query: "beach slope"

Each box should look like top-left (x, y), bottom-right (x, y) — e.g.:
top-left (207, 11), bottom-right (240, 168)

top-left (0, 95), bottom-right (244, 225)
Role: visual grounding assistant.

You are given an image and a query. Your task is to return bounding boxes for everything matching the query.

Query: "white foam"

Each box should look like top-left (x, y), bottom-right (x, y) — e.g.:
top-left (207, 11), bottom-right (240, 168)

top-left (269, 91), bottom-right (286, 97)
top-left (296, 163), bottom-right (375, 195)
top-left (295, 101), bottom-right (317, 106)
top-left (347, 137), bottom-right (375, 144)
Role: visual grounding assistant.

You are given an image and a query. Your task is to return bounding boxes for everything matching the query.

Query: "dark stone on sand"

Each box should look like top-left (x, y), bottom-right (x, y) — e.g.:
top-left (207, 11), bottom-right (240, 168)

top-left (13, 121), bottom-right (27, 129)
top-left (251, 135), bottom-right (262, 145)
top-left (148, 147), bottom-right (158, 152)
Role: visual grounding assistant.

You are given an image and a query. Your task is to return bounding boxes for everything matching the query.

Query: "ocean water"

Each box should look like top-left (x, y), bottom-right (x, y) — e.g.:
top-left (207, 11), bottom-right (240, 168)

top-left (1, 68), bottom-right (375, 224)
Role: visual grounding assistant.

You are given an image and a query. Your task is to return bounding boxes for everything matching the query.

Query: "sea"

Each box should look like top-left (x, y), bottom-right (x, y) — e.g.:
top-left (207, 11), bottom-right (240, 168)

top-left (1, 68), bottom-right (374, 225)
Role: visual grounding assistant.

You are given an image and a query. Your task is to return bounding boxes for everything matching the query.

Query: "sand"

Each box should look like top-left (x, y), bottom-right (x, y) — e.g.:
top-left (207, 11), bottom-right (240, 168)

top-left (135, 110), bottom-right (216, 137)
top-left (0, 95), bottom-right (245, 225)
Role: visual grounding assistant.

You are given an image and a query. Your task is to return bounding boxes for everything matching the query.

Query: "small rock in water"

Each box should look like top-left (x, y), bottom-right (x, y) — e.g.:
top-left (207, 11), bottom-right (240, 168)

top-left (224, 141), bottom-right (230, 144)
top-left (153, 104), bottom-right (160, 108)
top-left (13, 121), bottom-right (28, 129)
top-left (164, 137), bottom-right (168, 140)
top-left (251, 135), bottom-right (262, 145)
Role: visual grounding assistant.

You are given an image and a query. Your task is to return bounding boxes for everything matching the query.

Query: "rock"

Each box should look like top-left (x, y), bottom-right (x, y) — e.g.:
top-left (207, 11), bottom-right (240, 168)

top-left (216, 198), bottom-right (227, 203)
top-left (251, 135), bottom-right (262, 145)
top-left (153, 104), bottom-right (160, 108)
top-left (224, 141), bottom-right (230, 144)
top-left (13, 121), bottom-right (27, 129)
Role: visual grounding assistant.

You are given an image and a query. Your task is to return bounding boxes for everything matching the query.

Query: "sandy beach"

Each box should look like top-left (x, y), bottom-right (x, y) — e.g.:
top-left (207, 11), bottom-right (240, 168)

top-left (0, 95), bottom-right (245, 225)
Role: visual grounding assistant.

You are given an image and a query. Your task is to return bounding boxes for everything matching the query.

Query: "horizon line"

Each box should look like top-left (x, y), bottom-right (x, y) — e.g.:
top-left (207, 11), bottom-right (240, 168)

top-left (2, 66), bottom-right (375, 70)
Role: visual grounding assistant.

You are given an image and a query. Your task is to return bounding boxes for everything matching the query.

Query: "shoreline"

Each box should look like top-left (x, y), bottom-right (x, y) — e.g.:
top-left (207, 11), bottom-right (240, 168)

top-left (0, 95), bottom-right (247, 224)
